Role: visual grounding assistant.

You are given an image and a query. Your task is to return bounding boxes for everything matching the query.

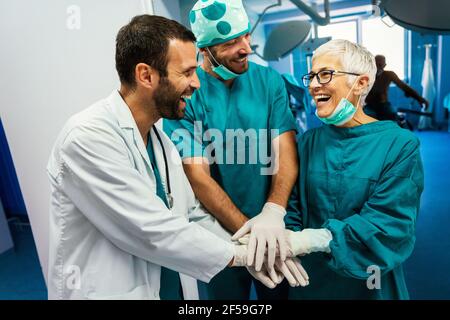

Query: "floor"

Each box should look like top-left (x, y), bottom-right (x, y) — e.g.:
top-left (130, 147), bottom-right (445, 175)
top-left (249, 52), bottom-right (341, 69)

top-left (0, 223), bottom-right (47, 300)
top-left (403, 131), bottom-right (450, 299)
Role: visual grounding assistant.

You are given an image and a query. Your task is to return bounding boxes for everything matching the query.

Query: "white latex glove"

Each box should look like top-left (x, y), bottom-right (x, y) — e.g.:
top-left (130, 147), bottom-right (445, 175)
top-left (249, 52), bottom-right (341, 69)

top-left (232, 245), bottom-right (283, 285)
top-left (231, 245), bottom-right (248, 267)
top-left (275, 257), bottom-right (309, 287)
top-left (246, 266), bottom-right (284, 289)
top-left (232, 202), bottom-right (288, 272)
top-left (236, 237), bottom-right (310, 288)
top-left (286, 229), bottom-right (333, 257)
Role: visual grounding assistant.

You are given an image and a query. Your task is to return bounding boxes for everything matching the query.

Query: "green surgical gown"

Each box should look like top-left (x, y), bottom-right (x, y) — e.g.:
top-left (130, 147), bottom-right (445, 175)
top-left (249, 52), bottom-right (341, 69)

top-left (285, 121), bottom-right (424, 299)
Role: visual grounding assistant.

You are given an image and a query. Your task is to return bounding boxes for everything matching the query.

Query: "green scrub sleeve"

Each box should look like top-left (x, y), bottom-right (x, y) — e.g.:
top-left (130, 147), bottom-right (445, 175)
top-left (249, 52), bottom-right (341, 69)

top-left (285, 183), bottom-right (303, 232)
top-left (163, 99), bottom-right (204, 159)
top-left (269, 71), bottom-right (298, 138)
top-left (323, 139), bottom-right (424, 280)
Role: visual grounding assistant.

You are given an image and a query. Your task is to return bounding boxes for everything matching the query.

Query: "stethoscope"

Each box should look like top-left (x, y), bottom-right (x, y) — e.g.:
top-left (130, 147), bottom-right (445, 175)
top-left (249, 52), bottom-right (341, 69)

top-left (152, 125), bottom-right (174, 210)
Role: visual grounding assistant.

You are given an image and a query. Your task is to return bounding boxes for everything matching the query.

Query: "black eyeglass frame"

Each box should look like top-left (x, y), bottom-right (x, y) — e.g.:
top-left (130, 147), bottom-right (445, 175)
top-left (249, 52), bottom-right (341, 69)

top-left (302, 70), bottom-right (361, 87)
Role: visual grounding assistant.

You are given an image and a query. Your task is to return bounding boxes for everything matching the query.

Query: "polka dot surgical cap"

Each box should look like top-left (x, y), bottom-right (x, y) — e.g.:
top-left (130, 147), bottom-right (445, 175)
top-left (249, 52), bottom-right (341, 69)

top-left (189, 0), bottom-right (251, 48)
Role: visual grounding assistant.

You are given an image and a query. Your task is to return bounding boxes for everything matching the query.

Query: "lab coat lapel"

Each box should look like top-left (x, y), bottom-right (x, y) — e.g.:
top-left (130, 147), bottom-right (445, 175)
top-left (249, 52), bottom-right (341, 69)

top-left (132, 130), bottom-right (152, 172)
top-left (108, 90), bottom-right (152, 170)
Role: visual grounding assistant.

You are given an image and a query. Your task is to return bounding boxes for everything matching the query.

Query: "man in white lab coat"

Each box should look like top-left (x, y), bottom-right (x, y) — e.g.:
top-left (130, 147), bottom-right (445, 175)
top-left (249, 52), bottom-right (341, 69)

top-left (47, 15), bottom-right (306, 300)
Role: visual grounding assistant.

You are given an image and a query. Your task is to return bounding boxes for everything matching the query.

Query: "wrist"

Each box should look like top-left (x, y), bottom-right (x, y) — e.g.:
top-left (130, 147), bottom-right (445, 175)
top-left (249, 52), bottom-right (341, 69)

top-left (289, 228), bottom-right (333, 256)
top-left (302, 228), bottom-right (332, 254)
top-left (263, 202), bottom-right (286, 217)
top-left (288, 229), bottom-right (311, 256)
top-left (231, 245), bottom-right (247, 267)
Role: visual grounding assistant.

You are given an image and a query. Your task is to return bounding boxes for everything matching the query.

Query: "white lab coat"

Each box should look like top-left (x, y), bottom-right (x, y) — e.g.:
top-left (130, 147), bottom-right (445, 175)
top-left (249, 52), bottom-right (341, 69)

top-left (46, 90), bottom-right (234, 300)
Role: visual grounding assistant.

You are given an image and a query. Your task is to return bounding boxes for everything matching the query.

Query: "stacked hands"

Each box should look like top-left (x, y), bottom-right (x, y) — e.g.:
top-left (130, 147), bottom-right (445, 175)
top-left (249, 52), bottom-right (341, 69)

top-left (229, 202), bottom-right (333, 289)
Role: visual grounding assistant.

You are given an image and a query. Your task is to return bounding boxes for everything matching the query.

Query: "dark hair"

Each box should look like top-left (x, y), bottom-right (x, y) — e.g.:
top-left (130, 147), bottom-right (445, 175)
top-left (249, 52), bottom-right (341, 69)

top-left (115, 15), bottom-right (196, 87)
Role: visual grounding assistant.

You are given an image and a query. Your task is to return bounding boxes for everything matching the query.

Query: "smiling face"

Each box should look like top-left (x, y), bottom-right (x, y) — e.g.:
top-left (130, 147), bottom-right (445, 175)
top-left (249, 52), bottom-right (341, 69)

top-left (309, 54), bottom-right (360, 118)
top-left (153, 39), bottom-right (200, 119)
top-left (206, 33), bottom-right (252, 75)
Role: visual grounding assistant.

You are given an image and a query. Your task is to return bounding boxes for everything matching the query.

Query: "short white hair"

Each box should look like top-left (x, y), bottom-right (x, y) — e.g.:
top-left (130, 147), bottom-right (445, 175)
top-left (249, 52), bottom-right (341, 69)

top-left (312, 39), bottom-right (376, 100)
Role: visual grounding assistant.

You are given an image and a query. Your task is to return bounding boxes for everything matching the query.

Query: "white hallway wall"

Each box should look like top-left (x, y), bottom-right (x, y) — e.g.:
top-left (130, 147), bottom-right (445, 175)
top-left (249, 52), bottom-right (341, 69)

top-left (0, 0), bottom-right (179, 285)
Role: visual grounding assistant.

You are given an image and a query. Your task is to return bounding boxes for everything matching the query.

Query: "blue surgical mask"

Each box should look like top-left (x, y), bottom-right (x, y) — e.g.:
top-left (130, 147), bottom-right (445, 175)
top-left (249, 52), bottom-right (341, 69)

top-left (206, 48), bottom-right (240, 80)
top-left (315, 78), bottom-right (361, 126)
top-left (212, 64), bottom-right (240, 80)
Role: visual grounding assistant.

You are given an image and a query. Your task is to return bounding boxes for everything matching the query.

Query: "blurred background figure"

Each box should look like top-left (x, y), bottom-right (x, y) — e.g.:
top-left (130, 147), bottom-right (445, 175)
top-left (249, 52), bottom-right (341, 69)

top-left (365, 55), bottom-right (428, 121)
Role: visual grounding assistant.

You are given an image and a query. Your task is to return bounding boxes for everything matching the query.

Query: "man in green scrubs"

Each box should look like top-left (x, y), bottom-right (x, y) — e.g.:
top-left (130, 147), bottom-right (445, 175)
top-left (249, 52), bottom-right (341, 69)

top-left (164, 0), bottom-right (299, 299)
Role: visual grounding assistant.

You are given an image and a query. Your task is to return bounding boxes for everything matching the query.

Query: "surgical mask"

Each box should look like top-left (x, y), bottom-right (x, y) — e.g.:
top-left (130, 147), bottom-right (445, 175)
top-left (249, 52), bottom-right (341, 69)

top-left (315, 77), bottom-right (362, 126)
top-left (206, 47), bottom-right (239, 80)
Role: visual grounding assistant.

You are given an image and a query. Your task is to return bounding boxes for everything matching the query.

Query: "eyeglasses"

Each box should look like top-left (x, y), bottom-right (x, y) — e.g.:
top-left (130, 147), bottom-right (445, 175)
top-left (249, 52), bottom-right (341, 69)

top-left (301, 70), bottom-right (360, 87)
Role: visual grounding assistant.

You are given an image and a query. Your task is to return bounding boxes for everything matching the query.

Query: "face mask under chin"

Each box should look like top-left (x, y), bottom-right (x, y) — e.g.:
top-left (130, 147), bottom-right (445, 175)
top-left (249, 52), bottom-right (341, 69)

top-left (315, 78), bottom-right (362, 126)
top-left (206, 47), bottom-right (240, 80)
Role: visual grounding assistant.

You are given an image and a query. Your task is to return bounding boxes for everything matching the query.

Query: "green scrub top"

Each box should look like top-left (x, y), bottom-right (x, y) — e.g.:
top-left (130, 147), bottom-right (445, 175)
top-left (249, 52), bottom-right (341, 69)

top-left (285, 121), bottom-right (424, 299)
top-left (164, 62), bottom-right (297, 218)
top-left (147, 136), bottom-right (183, 300)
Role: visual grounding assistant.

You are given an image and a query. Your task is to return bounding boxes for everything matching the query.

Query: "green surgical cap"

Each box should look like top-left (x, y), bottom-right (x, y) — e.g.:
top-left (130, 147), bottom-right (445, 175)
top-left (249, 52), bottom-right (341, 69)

top-left (189, 0), bottom-right (251, 48)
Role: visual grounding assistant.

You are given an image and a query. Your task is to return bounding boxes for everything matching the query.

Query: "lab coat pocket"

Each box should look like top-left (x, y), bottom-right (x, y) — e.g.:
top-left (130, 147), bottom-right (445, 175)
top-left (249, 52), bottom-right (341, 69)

top-left (84, 284), bottom-right (156, 300)
top-left (83, 269), bottom-right (156, 300)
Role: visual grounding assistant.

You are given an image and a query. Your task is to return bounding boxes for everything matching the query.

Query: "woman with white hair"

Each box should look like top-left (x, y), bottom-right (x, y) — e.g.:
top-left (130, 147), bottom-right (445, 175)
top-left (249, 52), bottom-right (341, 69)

top-left (284, 39), bottom-right (424, 299)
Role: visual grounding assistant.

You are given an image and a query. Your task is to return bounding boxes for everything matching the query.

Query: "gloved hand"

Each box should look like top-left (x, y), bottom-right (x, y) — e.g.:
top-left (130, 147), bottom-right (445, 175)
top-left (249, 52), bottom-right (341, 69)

top-left (275, 257), bottom-right (309, 287)
top-left (234, 245), bottom-right (283, 289)
top-left (232, 202), bottom-right (288, 272)
top-left (286, 229), bottom-right (333, 257)
top-left (246, 256), bottom-right (310, 288)
top-left (230, 244), bottom-right (248, 267)
top-left (246, 264), bottom-right (283, 289)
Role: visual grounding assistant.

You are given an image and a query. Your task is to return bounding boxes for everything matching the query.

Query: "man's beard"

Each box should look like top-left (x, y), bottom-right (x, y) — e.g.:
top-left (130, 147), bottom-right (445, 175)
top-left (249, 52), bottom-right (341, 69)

top-left (153, 76), bottom-right (188, 120)
top-left (210, 50), bottom-right (249, 75)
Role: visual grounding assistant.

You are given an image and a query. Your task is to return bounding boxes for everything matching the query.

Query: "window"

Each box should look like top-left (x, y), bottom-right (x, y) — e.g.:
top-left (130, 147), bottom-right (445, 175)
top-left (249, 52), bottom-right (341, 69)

top-left (361, 17), bottom-right (405, 79)
top-left (317, 20), bottom-right (358, 43)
